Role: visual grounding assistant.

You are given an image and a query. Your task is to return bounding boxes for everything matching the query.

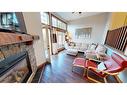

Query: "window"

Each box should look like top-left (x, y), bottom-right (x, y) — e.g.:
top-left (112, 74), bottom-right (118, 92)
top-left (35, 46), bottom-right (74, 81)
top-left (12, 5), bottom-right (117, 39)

top-left (51, 16), bottom-right (67, 30)
top-left (62, 23), bottom-right (66, 30)
top-left (59, 21), bottom-right (62, 29)
top-left (57, 31), bottom-right (65, 49)
top-left (57, 20), bottom-right (60, 28)
top-left (52, 16), bottom-right (57, 27)
top-left (41, 12), bottom-right (49, 25)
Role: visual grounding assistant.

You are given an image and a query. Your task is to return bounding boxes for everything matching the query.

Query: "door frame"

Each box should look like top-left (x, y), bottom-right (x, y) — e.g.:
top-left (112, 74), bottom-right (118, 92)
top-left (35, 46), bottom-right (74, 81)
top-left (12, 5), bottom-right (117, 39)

top-left (42, 24), bottom-right (53, 63)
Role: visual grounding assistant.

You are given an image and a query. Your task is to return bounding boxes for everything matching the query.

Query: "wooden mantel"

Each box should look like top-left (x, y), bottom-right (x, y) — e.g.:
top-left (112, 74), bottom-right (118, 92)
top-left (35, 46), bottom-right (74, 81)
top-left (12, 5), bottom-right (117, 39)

top-left (0, 32), bottom-right (33, 46)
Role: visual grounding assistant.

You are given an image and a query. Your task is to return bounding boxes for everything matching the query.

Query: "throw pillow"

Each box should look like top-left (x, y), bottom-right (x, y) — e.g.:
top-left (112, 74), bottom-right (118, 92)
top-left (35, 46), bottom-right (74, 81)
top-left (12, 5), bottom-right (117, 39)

top-left (95, 44), bottom-right (106, 54)
top-left (88, 44), bottom-right (96, 50)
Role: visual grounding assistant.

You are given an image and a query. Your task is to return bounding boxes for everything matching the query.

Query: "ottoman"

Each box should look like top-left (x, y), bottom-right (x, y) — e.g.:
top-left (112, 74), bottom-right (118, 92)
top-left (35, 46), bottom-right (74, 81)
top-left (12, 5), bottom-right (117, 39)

top-left (72, 58), bottom-right (86, 75)
top-left (66, 49), bottom-right (78, 56)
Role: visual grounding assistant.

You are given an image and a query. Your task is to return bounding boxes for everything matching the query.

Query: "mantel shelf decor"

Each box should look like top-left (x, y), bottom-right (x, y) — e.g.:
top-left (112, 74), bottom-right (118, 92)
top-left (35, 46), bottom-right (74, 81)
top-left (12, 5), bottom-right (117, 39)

top-left (0, 32), bottom-right (33, 46)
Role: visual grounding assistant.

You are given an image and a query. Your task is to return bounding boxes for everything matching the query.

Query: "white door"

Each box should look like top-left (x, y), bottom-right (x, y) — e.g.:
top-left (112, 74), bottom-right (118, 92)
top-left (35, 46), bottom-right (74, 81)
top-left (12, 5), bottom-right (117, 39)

top-left (42, 27), bottom-right (51, 63)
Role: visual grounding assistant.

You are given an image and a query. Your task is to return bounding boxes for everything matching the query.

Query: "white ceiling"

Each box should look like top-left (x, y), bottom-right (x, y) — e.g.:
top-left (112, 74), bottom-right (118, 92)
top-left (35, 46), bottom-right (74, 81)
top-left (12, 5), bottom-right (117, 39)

top-left (53, 12), bottom-right (103, 22)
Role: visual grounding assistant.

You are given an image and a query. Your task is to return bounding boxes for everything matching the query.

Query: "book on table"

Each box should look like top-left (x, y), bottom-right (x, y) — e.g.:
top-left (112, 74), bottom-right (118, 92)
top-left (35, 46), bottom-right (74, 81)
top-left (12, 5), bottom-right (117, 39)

top-left (97, 62), bottom-right (106, 71)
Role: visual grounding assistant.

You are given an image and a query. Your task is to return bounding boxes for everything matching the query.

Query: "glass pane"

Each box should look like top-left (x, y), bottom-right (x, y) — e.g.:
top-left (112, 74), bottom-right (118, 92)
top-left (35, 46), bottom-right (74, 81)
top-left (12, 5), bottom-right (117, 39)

top-left (57, 20), bottom-right (60, 28)
top-left (52, 16), bottom-right (57, 27)
top-left (41, 12), bottom-right (49, 25)
top-left (63, 23), bottom-right (66, 30)
top-left (60, 21), bottom-right (62, 28)
top-left (52, 16), bottom-right (66, 30)
top-left (42, 28), bottom-right (50, 59)
top-left (57, 32), bottom-right (65, 49)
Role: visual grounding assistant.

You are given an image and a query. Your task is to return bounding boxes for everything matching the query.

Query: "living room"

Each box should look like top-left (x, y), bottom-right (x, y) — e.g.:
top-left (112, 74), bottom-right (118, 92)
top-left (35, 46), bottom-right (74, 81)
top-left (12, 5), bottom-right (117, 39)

top-left (0, 12), bottom-right (127, 83)
top-left (35, 12), bottom-right (127, 83)
top-left (1, 0), bottom-right (127, 95)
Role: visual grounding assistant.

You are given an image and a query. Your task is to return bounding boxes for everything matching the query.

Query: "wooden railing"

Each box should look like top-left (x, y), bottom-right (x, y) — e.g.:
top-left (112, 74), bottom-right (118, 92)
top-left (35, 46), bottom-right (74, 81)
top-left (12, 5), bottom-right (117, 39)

top-left (105, 26), bottom-right (127, 52)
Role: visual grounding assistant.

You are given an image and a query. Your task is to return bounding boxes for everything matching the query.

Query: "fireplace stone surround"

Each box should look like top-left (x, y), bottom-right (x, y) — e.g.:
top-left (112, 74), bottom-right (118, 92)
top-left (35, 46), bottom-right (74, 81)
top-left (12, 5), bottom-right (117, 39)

top-left (0, 32), bottom-right (37, 83)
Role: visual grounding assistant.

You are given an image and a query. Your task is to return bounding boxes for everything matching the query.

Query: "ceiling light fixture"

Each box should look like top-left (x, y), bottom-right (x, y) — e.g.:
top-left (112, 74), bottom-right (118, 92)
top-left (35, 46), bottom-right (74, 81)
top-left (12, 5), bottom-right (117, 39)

top-left (72, 12), bottom-right (82, 14)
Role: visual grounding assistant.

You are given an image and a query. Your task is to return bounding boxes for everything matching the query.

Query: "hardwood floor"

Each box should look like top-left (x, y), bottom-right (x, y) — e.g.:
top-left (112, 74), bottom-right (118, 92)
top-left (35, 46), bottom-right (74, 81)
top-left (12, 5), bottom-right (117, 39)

top-left (39, 50), bottom-right (118, 83)
top-left (40, 50), bottom-right (88, 83)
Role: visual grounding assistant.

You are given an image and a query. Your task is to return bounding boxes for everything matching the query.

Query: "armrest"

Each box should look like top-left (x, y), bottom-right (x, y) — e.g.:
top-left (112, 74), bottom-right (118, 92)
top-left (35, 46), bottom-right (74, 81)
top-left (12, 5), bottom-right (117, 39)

top-left (87, 66), bottom-right (119, 75)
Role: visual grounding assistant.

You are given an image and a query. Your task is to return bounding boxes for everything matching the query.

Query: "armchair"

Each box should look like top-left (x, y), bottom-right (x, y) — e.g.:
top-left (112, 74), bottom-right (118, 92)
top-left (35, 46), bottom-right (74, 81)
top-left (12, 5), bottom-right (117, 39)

top-left (85, 53), bottom-right (127, 83)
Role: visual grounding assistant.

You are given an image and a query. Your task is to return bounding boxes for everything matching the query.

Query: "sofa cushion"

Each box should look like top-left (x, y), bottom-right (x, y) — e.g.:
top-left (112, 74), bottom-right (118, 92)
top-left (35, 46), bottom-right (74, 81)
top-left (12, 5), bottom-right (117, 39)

top-left (82, 43), bottom-right (88, 47)
top-left (88, 44), bottom-right (96, 50)
top-left (85, 50), bottom-right (96, 53)
top-left (111, 53), bottom-right (127, 67)
top-left (73, 58), bottom-right (86, 68)
top-left (75, 43), bottom-right (81, 47)
top-left (95, 44), bottom-right (106, 54)
top-left (104, 53), bottom-right (127, 73)
top-left (86, 60), bottom-right (98, 68)
top-left (85, 52), bottom-right (96, 59)
top-left (104, 57), bottom-right (122, 73)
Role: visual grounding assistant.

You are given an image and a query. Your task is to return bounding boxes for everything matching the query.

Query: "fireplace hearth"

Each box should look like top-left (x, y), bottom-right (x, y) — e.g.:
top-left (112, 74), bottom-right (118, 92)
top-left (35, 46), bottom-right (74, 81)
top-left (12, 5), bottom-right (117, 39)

top-left (0, 51), bottom-right (32, 83)
top-left (0, 32), bottom-right (37, 83)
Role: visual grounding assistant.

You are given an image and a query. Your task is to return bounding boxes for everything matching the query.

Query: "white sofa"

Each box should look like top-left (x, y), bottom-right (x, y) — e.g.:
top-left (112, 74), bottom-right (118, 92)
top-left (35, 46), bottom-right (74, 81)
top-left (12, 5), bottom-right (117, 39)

top-left (73, 43), bottom-right (89, 52)
top-left (65, 42), bottom-right (89, 53)
top-left (84, 44), bottom-right (107, 59)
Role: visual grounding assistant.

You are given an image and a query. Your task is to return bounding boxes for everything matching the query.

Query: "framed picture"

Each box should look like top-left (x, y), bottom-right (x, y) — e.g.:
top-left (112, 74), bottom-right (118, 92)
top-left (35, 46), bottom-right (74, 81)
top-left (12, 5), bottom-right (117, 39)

top-left (75, 27), bottom-right (92, 39)
top-left (0, 13), bottom-right (13, 26)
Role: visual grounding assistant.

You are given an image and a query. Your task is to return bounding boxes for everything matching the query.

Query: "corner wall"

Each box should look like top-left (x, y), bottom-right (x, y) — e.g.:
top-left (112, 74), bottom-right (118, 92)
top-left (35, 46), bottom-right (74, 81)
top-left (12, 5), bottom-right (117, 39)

top-left (67, 13), bottom-right (110, 44)
top-left (22, 12), bottom-right (46, 66)
top-left (109, 12), bottom-right (127, 30)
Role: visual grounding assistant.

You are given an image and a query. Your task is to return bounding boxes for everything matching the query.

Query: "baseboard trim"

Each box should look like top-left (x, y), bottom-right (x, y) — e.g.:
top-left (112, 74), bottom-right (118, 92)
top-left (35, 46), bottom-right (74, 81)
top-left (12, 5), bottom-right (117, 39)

top-left (37, 61), bottom-right (47, 69)
top-left (27, 71), bottom-right (37, 83)
top-left (58, 48), bottom-right (65, 52)
top-left (38, 62), bottom-right (47, 83)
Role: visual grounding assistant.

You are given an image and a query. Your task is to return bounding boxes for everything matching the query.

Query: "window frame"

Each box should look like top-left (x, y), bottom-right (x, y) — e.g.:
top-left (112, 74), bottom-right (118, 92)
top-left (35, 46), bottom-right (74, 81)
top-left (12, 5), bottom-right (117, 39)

top-left (41, 12), bottom-right (50, 25)
top-left (51, 15), bottom-right (67, 31)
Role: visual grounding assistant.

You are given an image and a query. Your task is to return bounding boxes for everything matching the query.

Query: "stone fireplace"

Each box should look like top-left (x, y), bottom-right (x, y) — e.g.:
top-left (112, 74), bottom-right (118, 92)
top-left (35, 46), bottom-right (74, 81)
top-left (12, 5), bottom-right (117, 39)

top-left (0, 32), bottom-right (37, 83)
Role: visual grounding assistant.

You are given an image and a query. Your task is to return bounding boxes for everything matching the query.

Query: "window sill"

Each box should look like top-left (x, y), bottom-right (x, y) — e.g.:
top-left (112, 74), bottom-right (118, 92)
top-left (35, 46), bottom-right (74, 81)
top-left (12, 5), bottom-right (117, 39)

top-left (105, 45), bottom-right (127, 59)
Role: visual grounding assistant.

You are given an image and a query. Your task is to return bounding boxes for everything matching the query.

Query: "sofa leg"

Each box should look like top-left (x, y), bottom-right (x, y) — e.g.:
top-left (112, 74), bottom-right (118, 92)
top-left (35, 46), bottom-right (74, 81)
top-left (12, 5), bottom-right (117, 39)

top-left (83, 69), bottom-right (86, 76)
top-left (85, 68), bottom-right (88, 77)
top-left (87, 76), bottom-right (101, 83)
top-left (114, 75), bottom-right (122, 83)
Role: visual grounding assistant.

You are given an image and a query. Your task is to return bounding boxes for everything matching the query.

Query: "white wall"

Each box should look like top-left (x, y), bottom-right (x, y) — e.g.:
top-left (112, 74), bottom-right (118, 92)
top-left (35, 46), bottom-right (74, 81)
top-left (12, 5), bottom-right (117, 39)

top-left (101, 13), bottom-right (112, 44)
top-left (68, 13), bottom-right (110, 44)
top-left (23, 12), bottom-right (46, 66)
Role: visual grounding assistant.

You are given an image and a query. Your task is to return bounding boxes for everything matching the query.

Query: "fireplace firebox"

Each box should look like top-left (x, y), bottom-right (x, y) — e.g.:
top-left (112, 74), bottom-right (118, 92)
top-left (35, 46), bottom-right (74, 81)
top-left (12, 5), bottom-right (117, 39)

top-left (0, 51), bottom-right (32, 83)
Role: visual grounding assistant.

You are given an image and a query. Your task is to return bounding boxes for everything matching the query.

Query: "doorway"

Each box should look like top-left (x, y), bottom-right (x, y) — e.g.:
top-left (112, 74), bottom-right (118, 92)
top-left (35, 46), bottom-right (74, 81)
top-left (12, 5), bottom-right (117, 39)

top-left (42, 26), bottom-right (52, 63)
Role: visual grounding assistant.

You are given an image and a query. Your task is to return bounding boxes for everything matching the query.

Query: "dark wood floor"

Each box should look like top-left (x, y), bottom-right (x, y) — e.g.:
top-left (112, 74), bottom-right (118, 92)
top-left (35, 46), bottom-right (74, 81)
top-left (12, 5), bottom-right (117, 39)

top-left (39, 50), bottom-right (118, 83)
